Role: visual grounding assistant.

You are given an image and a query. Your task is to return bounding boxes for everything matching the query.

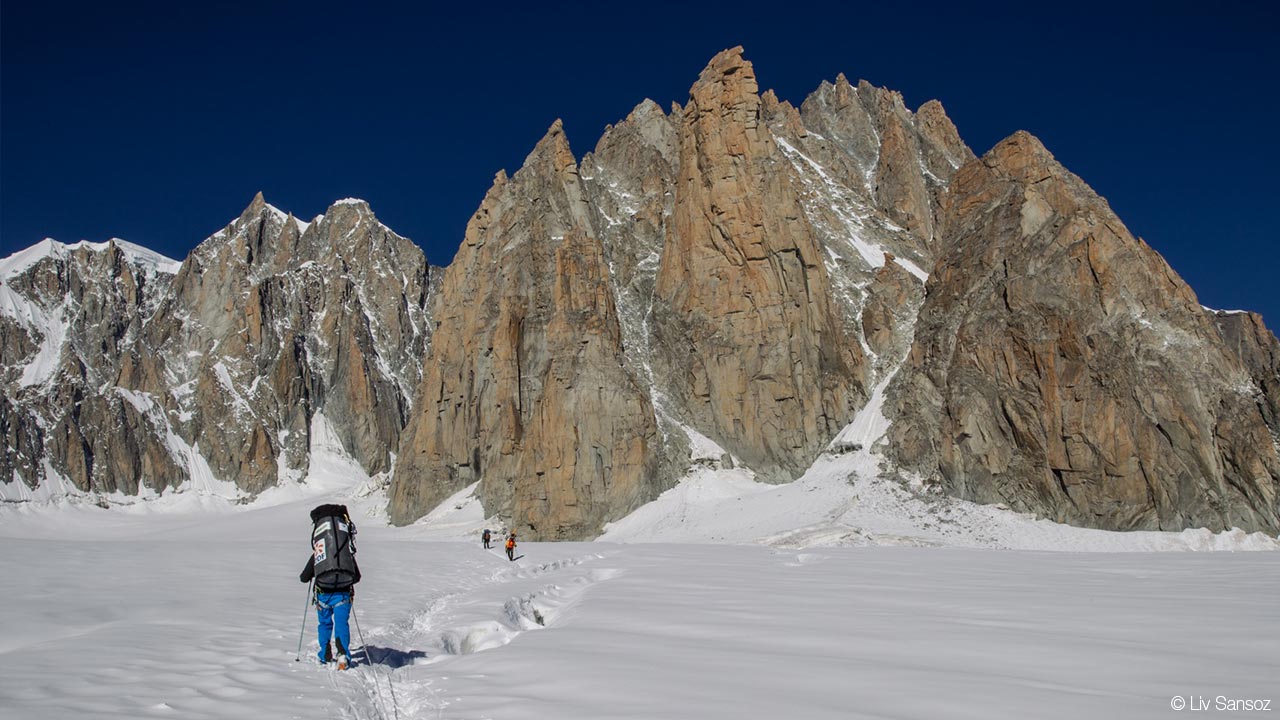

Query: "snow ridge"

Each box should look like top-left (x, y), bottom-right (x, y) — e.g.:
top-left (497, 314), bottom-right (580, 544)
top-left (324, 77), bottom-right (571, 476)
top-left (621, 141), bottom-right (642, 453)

top-left (0, 237), bottom-right (181, 280)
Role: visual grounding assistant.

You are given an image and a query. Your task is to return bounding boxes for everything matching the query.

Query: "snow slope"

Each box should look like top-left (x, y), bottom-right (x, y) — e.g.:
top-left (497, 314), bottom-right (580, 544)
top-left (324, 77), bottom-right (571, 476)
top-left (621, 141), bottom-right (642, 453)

top-left (3, 488), bottom-right (1277, 720)
top-left (598, 370), bottom-right (1280, 553)
top-left (596, 453), bottom-right (1280, 552)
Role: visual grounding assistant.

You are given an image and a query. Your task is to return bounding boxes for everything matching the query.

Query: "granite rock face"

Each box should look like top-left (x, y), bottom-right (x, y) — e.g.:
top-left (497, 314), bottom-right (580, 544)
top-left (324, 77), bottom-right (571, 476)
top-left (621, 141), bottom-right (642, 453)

top-left (887, 132), bottom-right (1280, 532)
top-left (798, 74), bottom-right (973, 252)
top-left (1211, 310), bottom-right (1280, 433)
top-left (129, 195), bottom-right (434, 492)
top-left (2, 196), bottom-right (436, 498)
top-left (759, 82), bottom-right (944, 378)
top-left (390, 122), bottom-right (661, 538)
top-left (5, 48), bottom-right (1277, 539)
top-left (387, 50), bottom-right (975, 534)
top-left (0, 239), bottom-right (181, 495)
top-left (649, 48), bottom-right (868, 483)
top-left (578, 99), bottom-right (678, 398)
top-left (861, 254), bottom-right (925, 363)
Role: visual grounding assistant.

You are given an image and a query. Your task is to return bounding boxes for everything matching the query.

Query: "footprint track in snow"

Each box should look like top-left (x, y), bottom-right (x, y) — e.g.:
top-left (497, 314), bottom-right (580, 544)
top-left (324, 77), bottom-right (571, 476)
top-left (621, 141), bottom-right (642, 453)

top-left (434, 568), bottom-right (621, 658)
top-left (377, 553), bottom-right (611, 643)
top-left (492, 552), bottom-right (607, 582)
top-left (334, 551), bottom-right (620, 719)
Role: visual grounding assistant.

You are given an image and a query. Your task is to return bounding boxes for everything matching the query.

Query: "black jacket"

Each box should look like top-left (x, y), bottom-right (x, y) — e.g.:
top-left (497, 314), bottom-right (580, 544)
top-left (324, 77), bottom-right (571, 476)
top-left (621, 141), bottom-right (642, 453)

top-left (300, 555), bottom-right (361, 594)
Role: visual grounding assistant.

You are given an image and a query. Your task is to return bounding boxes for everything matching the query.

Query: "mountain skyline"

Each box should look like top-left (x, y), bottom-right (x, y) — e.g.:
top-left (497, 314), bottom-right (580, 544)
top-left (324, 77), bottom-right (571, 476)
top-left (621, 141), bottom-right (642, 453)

top-left (2, 1), bottom-right (1277, 324)
top-left (5, 44), bottom-right (1276, 539)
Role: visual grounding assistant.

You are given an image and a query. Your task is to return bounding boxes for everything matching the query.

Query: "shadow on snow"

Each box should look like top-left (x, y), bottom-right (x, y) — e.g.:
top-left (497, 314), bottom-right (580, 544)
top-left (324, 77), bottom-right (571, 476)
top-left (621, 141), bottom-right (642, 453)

top-left (356, 645), bottom-right (430, 668)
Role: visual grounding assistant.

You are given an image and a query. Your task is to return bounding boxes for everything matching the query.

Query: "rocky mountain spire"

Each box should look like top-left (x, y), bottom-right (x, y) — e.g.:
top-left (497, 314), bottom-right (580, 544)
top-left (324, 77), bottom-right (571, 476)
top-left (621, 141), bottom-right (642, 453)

top-left (647, 47), bottom-right (867, 483)
top-left (390, 121), bottom-right (662, 538)
top-left (887, 131), bottom-right (1280, 532)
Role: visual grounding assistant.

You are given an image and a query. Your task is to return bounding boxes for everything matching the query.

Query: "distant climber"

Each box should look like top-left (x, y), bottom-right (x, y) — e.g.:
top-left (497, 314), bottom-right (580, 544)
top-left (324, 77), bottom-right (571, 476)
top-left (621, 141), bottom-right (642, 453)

top-left (505, 532), bottom-right (517, 561)
top-left (300, 503), bottom-right (361, 669)
top-left (482, 528), bottom-right (492, 549)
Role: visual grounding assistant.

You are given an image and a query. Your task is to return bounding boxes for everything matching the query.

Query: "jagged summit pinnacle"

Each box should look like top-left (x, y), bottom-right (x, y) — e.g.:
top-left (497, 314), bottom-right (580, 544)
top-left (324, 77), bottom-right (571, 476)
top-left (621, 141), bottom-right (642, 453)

top-left (524, 118), bottom-right (577, 174)
top-left (981, 129), bottom-right (1059, 179)
top-left (628, 98), bottom-right (665, 120)
top-left (993, 129), bottom-right (1052, 155)
top-left (535, 117), bottom-right (566, 141)
top-left (698, 46), bottom-right (751, 82)
top-left (235, 191), bottom-right (269, 224)
top-left (684, 47), bottom-right (762, 135)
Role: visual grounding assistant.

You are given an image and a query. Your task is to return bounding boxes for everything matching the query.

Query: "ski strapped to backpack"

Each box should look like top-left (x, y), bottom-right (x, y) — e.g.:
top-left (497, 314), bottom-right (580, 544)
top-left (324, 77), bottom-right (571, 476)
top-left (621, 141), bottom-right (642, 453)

top-left (309, 503), bottom-right (359, 590)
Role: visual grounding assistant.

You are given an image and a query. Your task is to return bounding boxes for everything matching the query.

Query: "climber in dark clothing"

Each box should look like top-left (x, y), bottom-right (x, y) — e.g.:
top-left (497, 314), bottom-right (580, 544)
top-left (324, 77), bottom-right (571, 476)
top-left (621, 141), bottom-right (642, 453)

top-left (300, 503), bottom-right (362, 668)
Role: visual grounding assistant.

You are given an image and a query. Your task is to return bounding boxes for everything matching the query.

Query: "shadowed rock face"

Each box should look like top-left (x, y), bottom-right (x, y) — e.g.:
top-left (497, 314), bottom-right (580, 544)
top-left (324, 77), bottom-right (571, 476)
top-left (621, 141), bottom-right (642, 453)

top-left (128, 195), bottom-right (436, 493)
top-left (798, 75), bottom-right (974, 251)
top-left (888, 132), bottom-right (1280, 532)
top-left (1211, 310), bottom-right (1280, 432)
top-left (390, 122), bottom-right (661, 539)
top-left (861, 255), bottom-right (925, 361)
top-left (1, 241), bottom-right (181, 494)
top-left (578, 98), bottom-right (678, 397)
top-left (2, 196), bottom-right (435, 497)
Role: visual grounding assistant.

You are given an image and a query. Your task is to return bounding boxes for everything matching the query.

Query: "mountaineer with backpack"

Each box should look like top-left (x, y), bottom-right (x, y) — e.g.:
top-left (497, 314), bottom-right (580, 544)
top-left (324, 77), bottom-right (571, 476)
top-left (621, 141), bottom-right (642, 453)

top-left (505, 531), bottom-right (517, 561)
top-left (482, 528), bottom-right (491, 549)
top-left (300, 503), bottom-right (362, 669)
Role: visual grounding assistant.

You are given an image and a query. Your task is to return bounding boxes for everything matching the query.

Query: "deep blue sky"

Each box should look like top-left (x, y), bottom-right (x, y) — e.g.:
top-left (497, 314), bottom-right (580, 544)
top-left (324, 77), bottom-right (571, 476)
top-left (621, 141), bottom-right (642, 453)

top-left (2, 1), bottom-right (1276, 323)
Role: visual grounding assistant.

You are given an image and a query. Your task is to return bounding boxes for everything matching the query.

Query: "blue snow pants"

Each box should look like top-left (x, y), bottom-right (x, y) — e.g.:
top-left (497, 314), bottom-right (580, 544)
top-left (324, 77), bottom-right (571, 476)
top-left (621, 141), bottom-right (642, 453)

top-left (315, 591), bottom-right (352, 663)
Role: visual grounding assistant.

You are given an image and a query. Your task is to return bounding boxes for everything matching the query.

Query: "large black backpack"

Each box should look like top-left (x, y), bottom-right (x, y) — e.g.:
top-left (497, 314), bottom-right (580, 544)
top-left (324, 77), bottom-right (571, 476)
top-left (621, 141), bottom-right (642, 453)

top-left (309, 504), bottom-right (359, 590)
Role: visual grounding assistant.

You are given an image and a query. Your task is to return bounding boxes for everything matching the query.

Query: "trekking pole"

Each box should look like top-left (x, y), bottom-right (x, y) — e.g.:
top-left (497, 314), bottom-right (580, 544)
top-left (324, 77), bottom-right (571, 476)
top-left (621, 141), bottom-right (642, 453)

top-left (352, 603), bottom-right (399, 720)
top-left (294, 580), bottom-right (314, 662)
top-left (351, 606), bottom-right (375, 669)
